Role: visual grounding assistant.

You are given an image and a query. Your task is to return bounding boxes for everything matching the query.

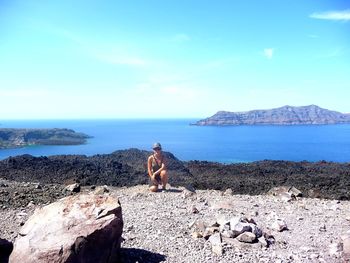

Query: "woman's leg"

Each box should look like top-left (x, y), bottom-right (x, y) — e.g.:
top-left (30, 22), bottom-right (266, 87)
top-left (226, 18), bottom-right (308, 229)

top-left (149, 184), bottom-right (158, 192)
top-left (160, 170), bottom-right (168, 189)
top-left (149, 176), bottom-right (159, 192)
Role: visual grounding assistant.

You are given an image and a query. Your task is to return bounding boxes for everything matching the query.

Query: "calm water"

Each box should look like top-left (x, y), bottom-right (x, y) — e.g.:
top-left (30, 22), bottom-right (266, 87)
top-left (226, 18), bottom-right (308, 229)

top-left (1, 119), bottom-right (350, 163)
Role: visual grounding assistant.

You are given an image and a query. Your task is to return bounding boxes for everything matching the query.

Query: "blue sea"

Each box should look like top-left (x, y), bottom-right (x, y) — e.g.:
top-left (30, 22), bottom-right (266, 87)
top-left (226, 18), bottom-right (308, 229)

top-left (1, 119), bottom-right (350, 163)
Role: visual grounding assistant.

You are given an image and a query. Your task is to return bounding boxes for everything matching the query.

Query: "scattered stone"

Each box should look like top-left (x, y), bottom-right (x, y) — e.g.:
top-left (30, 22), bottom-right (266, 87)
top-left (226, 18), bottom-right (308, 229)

top-left (223, 188), bottom-right (233, 196)
top-left (208, 233), bottom-right (222, 256)
top-left (258, 236), bottom-right (268, 247)
top-left (203, 227), bottom-right (220, 239)
top-left (27, 201), bottom-right (35, 208)
top-left (319, 224), bottom-right (327, 232)
top-left (221, 230), bottom-right (235, 238)
top-left (279, 192), bottom-right (294, 202)
top-left (93, 185), bottom-right (110, 195)
top-left (271, 218), bottom-right (288, 232)
top-left (251, 225), bottom-right (263, 238)
top-left (191, 231), bottom-right (203, 239)
top-left (207, 219), bottom-right (219, 228)
top-left (268, 186), bottom-right (302, 200)
top-left (232, 222), bottom-right (252, 235)
top-left (195, 220), bottom-right (206, 233)
top-left (216, 214), bottom-right (228, 227)
top-left (263, 232), bottom-right (275, 246)
top-left (229, 217), bottom-right (242, 229)
top-left (237, 232), bottom-right (257, 243)
top-left (190, 212), bottom-right (268, 255)
top-left (63, 183), bottom-right (80, 193)
top-left (289, 187), bottom-right (302, 197)
top-left (192, 206), bottom-right (199, 214)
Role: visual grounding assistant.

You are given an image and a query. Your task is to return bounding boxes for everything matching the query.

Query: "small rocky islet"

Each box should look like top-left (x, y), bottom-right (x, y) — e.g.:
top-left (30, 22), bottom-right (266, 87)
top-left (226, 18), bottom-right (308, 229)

top-left (0, 148), bottom-right (350, 262)
top-left (193, 105), bottom-right (350, 126)
top-left (0, 128), bottom-right (91, 149)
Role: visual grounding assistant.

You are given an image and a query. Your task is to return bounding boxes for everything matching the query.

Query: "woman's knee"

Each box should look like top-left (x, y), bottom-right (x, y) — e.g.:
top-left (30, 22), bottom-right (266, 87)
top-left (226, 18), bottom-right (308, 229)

top-left (149, 185), bottom-right (158, 192)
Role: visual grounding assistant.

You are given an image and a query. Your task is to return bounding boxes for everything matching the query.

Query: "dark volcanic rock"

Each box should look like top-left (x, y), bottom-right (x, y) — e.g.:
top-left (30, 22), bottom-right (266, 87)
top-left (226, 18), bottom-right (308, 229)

top-left (0, 149), bottom-right (350, 201)
top-left (0, 180), bottom-right (66, 208)
top-left (185, 160), bottom-right (350, 200)
top-left (0, 128), bottom-right (91, 149)
top-left (194, 105), bottom-right (350, 125)
top-left (0, 149), bottom-right (194, 188)
top-left (0, 238), bottom-right (13, 263)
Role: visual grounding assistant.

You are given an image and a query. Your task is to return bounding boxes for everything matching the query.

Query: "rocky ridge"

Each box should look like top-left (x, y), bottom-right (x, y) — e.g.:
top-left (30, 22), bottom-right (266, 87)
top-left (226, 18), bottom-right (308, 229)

top-left (194, 105), bottom-right (350, 125)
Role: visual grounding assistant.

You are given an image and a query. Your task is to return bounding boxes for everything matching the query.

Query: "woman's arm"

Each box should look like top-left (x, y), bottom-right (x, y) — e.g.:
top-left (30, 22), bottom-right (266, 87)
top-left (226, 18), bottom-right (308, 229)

top-left (147, 156), bottom-right (153, 178)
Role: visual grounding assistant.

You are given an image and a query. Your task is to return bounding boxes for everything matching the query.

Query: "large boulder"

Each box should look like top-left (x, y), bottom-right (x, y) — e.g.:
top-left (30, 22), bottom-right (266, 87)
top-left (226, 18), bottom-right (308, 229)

top-left (10, 193), bottom-right (123, 263)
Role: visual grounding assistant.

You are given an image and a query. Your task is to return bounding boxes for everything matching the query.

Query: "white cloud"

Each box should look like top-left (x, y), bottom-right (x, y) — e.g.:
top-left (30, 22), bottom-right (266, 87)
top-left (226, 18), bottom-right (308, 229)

top-left (263, 48), bottom-right (274, 59)
top-left (170, 34), bottom-right (190, 42)
top-left (310, 10), bottom-right (350, 21)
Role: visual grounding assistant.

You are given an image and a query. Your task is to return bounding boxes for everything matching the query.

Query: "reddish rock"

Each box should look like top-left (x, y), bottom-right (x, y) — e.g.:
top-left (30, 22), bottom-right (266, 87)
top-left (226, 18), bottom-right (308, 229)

top-left (10, 193), bottom-right (123, 263)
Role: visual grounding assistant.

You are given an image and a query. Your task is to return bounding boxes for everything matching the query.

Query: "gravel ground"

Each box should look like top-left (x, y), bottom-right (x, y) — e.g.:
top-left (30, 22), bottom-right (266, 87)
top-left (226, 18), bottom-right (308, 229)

top-left (1, 183), bottom-right (349, 262)
top-left (114, 185), bottom-right (349, 263)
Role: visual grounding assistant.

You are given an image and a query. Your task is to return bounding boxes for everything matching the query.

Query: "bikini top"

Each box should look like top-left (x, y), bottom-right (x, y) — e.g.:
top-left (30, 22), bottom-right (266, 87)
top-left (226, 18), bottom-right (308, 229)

top-left (151, 154), bottom-right (164, 172)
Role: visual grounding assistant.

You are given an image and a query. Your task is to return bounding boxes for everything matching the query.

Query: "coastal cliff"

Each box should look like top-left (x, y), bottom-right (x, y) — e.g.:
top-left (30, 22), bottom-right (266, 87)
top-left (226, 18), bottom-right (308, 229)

top-left (194, 105), bottom-right (350, 126)
top-left (0, 128), bottom-right (90, 149)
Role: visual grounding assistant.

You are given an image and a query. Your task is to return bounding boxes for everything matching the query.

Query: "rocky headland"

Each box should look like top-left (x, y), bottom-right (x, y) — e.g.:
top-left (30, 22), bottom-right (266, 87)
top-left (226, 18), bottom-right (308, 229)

top-left (0, 128), bottom-right (91, 149)
top-left (1, 149), bottom-right (350, 262)
top-left (194, 105), bottom-right (350, 126)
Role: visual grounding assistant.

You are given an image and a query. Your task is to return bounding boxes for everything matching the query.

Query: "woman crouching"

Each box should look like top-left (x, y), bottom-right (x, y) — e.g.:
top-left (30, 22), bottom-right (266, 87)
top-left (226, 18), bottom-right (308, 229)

top-left (147, 142), bottom-right (168, 192)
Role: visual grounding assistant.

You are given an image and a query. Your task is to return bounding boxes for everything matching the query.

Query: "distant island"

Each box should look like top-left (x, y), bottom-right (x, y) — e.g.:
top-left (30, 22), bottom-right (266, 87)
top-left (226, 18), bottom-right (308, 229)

top-left (193, 105), bottom-right (350, 126)
top-left (0, 128), bottom-right (91, 149)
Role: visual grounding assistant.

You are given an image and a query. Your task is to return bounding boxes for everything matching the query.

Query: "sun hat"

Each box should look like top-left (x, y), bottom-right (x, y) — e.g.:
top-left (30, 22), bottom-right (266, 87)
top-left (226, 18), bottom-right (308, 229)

top-left (152, 142), bottom-right (162, 150)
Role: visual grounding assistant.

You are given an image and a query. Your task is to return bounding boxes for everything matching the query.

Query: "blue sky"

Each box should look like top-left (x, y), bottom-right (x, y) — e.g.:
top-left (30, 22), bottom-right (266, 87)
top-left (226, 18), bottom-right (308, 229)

top-left (0, 0), bottom-right (349, 119)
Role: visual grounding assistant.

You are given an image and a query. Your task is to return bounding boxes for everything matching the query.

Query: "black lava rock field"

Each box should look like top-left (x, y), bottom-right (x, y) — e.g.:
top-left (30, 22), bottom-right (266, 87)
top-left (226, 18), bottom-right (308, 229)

top-left (0, 148), bottom-right (350, 200)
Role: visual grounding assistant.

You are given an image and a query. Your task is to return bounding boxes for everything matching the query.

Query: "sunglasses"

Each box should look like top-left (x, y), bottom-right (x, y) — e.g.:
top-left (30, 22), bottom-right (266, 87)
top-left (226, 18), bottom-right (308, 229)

top-left (153, 147), bottom-right (161, 151)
